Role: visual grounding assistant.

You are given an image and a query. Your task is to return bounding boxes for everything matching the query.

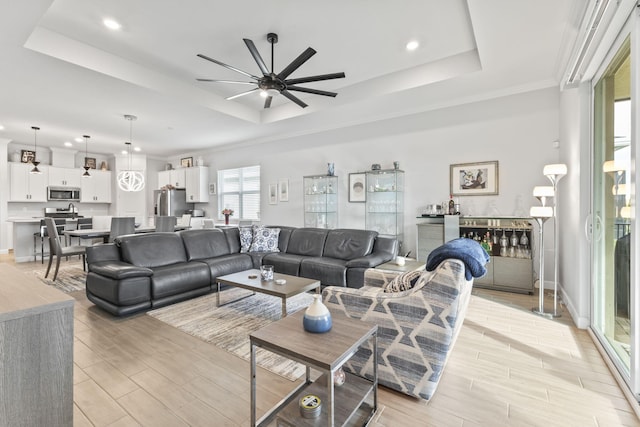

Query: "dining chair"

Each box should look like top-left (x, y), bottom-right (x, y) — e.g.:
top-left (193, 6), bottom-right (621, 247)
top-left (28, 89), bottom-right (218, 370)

top-left (109, 217), bottom-right (136, 242)
top-left (33, 218), bottom-right (66, 263)
top-left (44, 217), bottom-right (86, 281)
top-left (178, 214), bottom-right (192, 228)
top-left (202, 219), bottom-right (215, 229)
top-left (69, 217), bottom-right (93, 246)
top-left (155, 216), bottom-right (177, 232)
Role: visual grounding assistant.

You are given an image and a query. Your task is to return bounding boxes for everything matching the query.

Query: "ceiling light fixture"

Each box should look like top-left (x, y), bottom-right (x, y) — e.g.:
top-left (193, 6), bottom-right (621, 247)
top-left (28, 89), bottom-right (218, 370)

top-left (82, 135), bottom-right (91, 178)
top-left (74, 137), bottom-right (83, 143)
top-left (30, 126), bottom-right (41, 174)
top-left (64, 141), bottom-right (73, 147)
top-left (0, 124), bottom-right (5, 130)
top-left (103, 18), bottom-right (121, 30)
top-left (406, 40), bottom-right (419, 51)
top-left (117, 115), bottom-right (145, 192)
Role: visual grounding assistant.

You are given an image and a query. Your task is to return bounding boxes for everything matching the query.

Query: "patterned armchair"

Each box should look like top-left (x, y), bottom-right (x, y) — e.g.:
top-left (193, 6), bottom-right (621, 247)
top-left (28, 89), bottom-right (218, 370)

top-left (322, 258), bottom-right (471, 400)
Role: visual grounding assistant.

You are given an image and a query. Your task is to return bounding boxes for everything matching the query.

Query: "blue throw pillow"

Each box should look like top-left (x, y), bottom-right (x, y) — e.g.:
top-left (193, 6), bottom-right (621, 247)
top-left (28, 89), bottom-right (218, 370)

top-left (249, 227), bottom-right (281, 252)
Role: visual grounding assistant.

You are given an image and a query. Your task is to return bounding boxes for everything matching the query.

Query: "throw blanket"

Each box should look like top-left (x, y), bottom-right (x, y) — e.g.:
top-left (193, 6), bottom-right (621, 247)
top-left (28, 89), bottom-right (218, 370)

top-left (426, 238), bottom-right (490, 280)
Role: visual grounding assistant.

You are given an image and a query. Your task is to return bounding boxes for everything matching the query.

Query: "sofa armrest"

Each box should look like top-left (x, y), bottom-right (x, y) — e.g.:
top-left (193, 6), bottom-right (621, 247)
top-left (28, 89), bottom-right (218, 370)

top-left (86, 243), bottom-right (121, 264)
top-left (90, 261), bottom-right (153, 280)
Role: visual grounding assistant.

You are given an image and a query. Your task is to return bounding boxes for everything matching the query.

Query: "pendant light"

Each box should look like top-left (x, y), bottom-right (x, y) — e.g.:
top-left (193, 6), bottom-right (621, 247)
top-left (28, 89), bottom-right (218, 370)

top-left (117, 114), bottom-right (145, 192)
top-left (30, 126), bottom-right (41, 174)
top-left (82, 135), bottom-right (91, 178)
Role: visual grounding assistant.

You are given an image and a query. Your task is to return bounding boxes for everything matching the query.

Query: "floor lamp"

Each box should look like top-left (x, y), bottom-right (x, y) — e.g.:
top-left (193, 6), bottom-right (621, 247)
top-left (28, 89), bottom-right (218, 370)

top-left (530, 206), bottom-right (554, 317)
top-left (543, 163), bottom-right (567, 318)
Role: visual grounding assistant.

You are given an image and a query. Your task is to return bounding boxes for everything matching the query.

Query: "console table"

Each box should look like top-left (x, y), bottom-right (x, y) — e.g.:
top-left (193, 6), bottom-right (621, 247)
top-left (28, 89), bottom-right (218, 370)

top-left (0, 263), bottom-right (74, 425)
top-left (250, 309), bottom-right (378, 426)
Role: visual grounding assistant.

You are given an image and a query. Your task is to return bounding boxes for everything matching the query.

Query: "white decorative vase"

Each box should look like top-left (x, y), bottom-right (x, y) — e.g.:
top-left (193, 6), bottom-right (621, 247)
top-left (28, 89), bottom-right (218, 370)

top-left (303, 295), bottom-right (332, 333)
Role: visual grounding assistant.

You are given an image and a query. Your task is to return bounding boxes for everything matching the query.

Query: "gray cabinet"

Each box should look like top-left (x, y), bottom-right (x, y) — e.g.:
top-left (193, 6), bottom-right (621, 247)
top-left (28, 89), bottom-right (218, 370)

top-left (0, 264), bottom-right (74, 425)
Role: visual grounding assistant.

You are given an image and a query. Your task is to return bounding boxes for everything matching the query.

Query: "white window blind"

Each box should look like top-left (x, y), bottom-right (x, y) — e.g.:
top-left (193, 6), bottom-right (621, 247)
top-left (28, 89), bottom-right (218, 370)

top-left (218, 165), bottom-right (260, 220)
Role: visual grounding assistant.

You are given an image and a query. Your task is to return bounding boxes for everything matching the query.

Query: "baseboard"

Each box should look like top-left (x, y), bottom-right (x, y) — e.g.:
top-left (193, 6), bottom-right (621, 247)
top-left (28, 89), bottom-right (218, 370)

top-left (560, 288), bottom-right (589, 329)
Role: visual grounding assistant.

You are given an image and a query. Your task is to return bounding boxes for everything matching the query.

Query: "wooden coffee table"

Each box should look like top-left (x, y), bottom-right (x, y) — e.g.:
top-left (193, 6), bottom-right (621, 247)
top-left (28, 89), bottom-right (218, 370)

top-left (215, 269), bottom-right (320, 317)
top-left (250, 309), bottom-right (378, 426)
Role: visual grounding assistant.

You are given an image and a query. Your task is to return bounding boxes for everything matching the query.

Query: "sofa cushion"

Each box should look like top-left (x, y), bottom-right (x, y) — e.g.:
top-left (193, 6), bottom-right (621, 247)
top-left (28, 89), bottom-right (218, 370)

top-left (150, 262), bottom-right (211, 299)
top-left (300, 257), bottom-right (348, 287)
top-left (239, 227), bottom-right (253, 253)
top-left (118, 233), bottom-right (187, 268)
top-left (323, 229), bottom-right (377, 260)
top-left (286, 228), bottom-right (328, 256)
top-left (249, 226), bottom-right (281, 252)
top-left (89, 261), bottom-right (153, 280)
top-left (181, 229), bottom-right (231, 261)
top-left (196, 254), bottom-right (254, 281)
top-left (262, 253), bottom-right (307, 276)
top-left (222, 228), bottom-right (241, 253)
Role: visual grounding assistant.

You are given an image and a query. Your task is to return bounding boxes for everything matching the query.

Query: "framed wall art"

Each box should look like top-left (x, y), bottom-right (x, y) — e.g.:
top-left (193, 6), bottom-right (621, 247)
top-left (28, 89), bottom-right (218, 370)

top-left (349, 172), bottom-right (366, 202)
top-left (20, 150), bottom-right (35, 163)
top-left (269, 183), bottom-right (278, 205)
top-left (180, 157), bottom-right (193, 167)
top-left (450, 161), bottom-right (499, 196)
top-left (84, 157), bottom-right (97, 169)
top-left (279, 179), bottom-right (289, 202)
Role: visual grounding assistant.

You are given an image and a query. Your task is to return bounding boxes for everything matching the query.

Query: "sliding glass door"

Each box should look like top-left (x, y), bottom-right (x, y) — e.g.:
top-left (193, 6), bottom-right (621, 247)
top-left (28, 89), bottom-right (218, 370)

top-left (592, 35), bottom-right (634, 387)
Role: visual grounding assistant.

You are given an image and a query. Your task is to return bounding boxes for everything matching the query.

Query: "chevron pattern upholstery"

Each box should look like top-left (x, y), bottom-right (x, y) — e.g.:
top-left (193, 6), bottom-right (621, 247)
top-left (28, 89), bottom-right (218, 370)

top-left (322, 258), bottom-right (471, 400)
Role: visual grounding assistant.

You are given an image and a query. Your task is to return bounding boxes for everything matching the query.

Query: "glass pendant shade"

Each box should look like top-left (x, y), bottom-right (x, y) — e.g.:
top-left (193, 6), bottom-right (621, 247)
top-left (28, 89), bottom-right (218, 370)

top-left (30, 126), bottom-right (41, 174)
top-left (117, 114), bottom-right (145, 192)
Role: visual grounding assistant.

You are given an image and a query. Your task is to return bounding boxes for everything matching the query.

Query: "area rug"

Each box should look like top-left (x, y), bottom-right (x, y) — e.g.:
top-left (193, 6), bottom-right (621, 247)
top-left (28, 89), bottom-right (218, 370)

top-left (33, 265), bottom-right (87, 293)
top-left (147, 288), bottom-right (315, 381)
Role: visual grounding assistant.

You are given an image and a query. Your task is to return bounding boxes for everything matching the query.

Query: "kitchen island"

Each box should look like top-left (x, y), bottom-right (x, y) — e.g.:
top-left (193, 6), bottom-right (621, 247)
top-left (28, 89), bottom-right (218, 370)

top-left (7, 218), bottom-right (78, 263)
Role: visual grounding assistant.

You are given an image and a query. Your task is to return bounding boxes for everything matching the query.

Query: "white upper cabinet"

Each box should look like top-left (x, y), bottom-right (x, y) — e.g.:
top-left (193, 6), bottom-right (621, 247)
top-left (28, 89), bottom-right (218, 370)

top-left (80, 170), bottom-right (112, 203)
top-left (185, 166), bottom-right (209, 203)
top-left (48, 166), bottom-right (82, 188)
top-left (10, 162), bottom-right (48, 202)
top-left (158, 168), bottom-right (186, 188)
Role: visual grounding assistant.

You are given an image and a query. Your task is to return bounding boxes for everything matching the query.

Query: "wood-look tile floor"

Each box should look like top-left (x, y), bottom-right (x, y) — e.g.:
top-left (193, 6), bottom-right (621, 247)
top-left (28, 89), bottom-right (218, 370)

top-left (4, 255), bottom-right (640, 426)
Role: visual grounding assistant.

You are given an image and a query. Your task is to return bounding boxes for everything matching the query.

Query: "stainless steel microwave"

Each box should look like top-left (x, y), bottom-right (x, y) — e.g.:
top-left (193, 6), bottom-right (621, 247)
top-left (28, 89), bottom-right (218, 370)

top-left (47, 186), bottom-right (80, 202)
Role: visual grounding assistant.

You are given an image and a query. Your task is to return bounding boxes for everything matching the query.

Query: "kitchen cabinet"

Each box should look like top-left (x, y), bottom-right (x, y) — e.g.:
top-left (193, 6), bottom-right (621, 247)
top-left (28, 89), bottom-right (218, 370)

top-left (158, 168), bottom-right (186, 188)
top-left (185, 166), bottom-right (209, 203)
top-left (366, 169), bottom-right (404, 248)
top-left (9, 162), bottom-right (48, 202)
top-left (303, 175), bottom-right (338, 228)
top-left (48, 166), bottom-right (82, 188)
top-left (80, 170), bottom-right (111, 203)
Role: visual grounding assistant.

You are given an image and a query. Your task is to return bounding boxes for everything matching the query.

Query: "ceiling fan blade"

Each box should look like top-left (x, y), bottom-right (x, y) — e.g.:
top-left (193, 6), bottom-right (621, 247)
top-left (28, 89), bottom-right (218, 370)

top-left (285, 72), bottom-right (345, 85)
top-left (287, 85), bottom-right (338, 97)
top-left (226, 88), bottom-right (259, 100)
top-left (243, 39), bottom-right (270, 76)
top-left (196, 79), bottom-right (256, 85)
top-left (197, 54), bottom-right (260, 80)
top-left (281, 90), bottom-right (308, 108)
top-left (277, 47), bottom-right (316, 80)
top-left (264, 96), bottom-right (273, 109)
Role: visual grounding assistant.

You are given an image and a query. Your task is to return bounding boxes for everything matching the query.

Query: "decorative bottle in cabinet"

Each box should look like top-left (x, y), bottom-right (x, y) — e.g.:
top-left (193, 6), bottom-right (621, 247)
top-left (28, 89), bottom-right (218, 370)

top-left (303, 175), bottom-right (338, 228)
top-left (365, 169), bottom-right (404, 248)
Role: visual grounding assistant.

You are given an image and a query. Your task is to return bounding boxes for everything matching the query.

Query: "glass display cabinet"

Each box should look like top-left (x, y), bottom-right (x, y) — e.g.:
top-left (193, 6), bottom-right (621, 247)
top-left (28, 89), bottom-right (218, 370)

top-left (303, 175), bottom-right (338, 228)
top-left (365, 169), bottom-right (404, 248)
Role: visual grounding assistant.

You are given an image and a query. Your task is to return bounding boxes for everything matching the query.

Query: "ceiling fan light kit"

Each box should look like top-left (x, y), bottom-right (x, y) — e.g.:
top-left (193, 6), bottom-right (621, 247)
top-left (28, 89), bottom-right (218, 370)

top-left (197, 33), bottom-right (345, 109)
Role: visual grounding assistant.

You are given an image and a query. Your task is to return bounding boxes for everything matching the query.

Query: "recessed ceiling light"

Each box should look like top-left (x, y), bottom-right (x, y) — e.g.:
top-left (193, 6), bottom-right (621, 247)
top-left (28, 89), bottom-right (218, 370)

top-left (103, 18), bottom-right (121, 30)
top-left (121, 150), bottom-right (128, 155)
top-left (0, 124), bottom-right (4, 130)
top-left (134, 147), bottom-right (141, 152)
top-left (64, 141), bottom-right (73, 147)
top-left (406, 40), bottom-right (419, 51)
top-left (74, 137), bottom-right (83, 142)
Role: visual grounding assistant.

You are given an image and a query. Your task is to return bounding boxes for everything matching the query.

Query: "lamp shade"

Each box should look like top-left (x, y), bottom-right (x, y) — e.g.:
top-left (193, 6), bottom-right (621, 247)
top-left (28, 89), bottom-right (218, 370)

top-left (533, 186), bottom-right (555, 197)
top-left (543, 163), bottom-right (567, 177)
top-left (603, 160), bottom-right (625, 173)
top-left (530, 206), bottom-right (553, 218)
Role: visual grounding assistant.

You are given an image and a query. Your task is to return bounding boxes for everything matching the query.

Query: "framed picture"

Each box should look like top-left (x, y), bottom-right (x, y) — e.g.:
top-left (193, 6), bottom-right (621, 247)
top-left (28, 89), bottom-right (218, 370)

top-left (269, 183), bottom-right (278, 205)
top-left (84, 157), bottom-right (97, 169)
top-left (180, 157), bottom-right (193, 167)
top-left (20, 150), bottom-right (35, 163)
top-left (450, 161), bottom-right (499, 196)
top-left (279, 179), bottom-right (289, 202)
top-left (349, 173), bottom-right (366, 202)
top-left (208, 183), bottom-right (216, 195)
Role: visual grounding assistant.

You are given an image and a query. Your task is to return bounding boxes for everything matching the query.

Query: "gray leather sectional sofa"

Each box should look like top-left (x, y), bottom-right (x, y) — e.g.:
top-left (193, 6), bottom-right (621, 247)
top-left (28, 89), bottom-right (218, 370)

top-left (85, 227), bottom-right (398, 316)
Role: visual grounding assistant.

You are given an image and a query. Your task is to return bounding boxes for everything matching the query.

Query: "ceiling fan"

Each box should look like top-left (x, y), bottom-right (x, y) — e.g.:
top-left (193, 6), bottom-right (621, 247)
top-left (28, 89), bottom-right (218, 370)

top-left (196, 33), bottom-right (345, 109)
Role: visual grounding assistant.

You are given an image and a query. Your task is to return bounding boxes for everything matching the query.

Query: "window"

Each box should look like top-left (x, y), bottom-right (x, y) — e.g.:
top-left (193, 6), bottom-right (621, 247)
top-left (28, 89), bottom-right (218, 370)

top-left (218, 165), bottom-right (260, 220)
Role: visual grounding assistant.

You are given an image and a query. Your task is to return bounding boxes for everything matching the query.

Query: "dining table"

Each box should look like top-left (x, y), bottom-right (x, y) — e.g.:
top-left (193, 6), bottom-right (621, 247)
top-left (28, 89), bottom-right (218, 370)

top-left (64, 225), bottom-right (190, 244)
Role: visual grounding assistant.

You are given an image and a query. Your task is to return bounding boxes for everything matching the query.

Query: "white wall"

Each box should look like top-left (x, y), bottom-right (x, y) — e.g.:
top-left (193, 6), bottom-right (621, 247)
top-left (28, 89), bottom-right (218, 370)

top-left (195, 87), bottom-right (561, 270)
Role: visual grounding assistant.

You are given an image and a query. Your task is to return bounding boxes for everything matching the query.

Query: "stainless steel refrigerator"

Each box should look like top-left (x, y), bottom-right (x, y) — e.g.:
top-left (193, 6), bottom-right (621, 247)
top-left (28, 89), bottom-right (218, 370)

top-left (154, 189), bottom-right (193, 217)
